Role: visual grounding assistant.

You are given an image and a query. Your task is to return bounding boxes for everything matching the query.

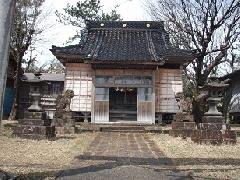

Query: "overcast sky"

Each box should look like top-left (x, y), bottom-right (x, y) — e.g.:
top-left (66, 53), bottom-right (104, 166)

top-left (30, 0), bottom-right (150, 67)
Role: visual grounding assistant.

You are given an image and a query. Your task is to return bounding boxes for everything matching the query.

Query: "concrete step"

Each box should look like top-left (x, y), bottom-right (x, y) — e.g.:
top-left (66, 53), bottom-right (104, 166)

top-left (101, 126), bottom-right (145, 132)
top-left (74, 122), bottom-right (164, 133)
top-left (102, 129), bottom-right (145, 133)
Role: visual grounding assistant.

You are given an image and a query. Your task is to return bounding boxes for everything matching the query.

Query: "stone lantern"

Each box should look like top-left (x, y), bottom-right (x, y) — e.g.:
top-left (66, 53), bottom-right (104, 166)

top-left (12, 72), bottom-right (56, 139)
top-left (202, 77), bottom-right (229, 123)
top-left (27, 72), bottom-right (44, 112)
top-left (191, 77), bottom-right (237, 145)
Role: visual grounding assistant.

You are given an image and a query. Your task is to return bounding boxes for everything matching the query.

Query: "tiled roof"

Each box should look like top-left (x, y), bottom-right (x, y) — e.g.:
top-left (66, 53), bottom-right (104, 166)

top-left (51, 20), bottom-right (193, 64)
top-left (21, 73), bottom-right (65, 82)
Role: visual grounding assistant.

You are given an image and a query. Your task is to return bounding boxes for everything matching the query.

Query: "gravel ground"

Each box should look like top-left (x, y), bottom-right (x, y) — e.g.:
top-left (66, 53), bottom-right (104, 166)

top-left (152, 134), bottom-right (240, 179)
top-left (0, 131), bottom-right (96, 179)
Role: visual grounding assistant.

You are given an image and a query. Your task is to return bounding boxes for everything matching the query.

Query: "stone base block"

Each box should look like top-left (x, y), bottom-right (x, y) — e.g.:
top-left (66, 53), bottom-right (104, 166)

top-left (12, 125), bottom-right (55, 139)
top-left (18, 118), bottom-right (51, 126)
top-left (202, 116), bottom-right (224, 123)
top-left (171, 122), bottom-right (196, 130)
top-left (191, 130), bottom-right (236, 145)
top-left (169, 129), bottom-right (193, 138)
top-left (13, 133), bottom-right (55, 140)
top-left (62, 112), bottom-right (73, 120)
top-left (24, 112), bottom-right (46, 119)
top-left (55, 127), bottom-right (75, 134)
top-left (53, 118), bottom-right (75, 127)
top-left (197, 123), bottom-right (230, 131)
top-left (174, 113), bottom-right (194, 122)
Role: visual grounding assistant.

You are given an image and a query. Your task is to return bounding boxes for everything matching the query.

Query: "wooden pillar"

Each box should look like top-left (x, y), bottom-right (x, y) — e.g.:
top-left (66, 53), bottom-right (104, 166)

top-left (157, 113), bottom-right (163, 124)
top-left (0, 0), bottom-right (15, 121)
top-left (84, 112), bottom-right (90, 123)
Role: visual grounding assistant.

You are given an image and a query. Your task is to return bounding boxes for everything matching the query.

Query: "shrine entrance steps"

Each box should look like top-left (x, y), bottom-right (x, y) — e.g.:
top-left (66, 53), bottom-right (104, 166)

top-left (74, 123), bottom-right (165, 133)
top-left (101, 125), bottom-right (145, 133)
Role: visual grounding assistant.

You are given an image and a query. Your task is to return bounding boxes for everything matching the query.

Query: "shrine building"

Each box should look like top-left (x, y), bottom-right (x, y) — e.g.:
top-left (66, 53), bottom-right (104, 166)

top-left (50, 20), bottom-right (193, 124)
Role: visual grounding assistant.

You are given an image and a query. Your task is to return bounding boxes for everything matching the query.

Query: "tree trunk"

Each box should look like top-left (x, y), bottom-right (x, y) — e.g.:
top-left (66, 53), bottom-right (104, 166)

top-left (9, 53), bottom-right (23, 120)
top-left (0, 0), bottom-right (15, 124)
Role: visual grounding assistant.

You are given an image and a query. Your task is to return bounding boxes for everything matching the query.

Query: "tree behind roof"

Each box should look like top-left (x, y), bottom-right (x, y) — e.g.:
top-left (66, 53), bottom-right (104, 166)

top-left (56, 0), bottom-right (122, 41)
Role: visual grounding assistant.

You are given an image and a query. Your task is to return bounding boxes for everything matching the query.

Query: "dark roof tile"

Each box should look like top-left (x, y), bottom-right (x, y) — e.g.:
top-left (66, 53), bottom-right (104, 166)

top-left (51, 21), bottom-right (193, 64)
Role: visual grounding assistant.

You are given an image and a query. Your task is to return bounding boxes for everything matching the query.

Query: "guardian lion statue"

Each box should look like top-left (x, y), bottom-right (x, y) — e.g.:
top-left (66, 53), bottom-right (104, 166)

top-left (175, 92), bottom-right (192, 114)
top-left (55, 89), bottom-right (74, 118)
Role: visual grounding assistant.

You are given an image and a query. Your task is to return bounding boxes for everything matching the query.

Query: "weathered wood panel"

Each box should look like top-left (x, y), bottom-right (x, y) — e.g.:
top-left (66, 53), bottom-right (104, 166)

top-left (155, 68), bottom-right (182, 113)
top-left (94, 101), bottom-right (109, 123)
top-left (137, 88), bottom-right (154, 123)
top-left (65, 63), bottom-right (92, 112)
top-left (137, 102), bottom-right (153, 123)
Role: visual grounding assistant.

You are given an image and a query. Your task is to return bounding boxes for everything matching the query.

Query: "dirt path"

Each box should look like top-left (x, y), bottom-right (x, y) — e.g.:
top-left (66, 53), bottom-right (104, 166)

top-left (57, 133), bottom-right (191, 180)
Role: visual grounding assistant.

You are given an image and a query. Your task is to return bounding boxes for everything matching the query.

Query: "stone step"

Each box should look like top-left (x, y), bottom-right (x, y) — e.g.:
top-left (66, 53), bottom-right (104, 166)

top-left (101, 126), bottom-right (145, 132)
top-left (13, 133), bottom-right (55, 140)
top-left (101, 129), bottom-right (145, 133)
top-left (12, 125), bottom-right (55, 136)
top-left (74, 122), bottom-right (163, 133)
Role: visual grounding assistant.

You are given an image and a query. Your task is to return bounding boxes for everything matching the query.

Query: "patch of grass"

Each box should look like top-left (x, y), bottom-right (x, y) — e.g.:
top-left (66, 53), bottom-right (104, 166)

top-left (0, 133), bottom-right (96, 179)
top-left (152, 134), bottom-right (240, 179)
top-left (0, 126), bottom-right (13, 138)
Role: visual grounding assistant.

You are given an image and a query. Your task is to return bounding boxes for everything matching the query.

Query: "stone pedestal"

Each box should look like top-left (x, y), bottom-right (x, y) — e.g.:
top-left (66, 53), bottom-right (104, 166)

top-left (169, 113), bottom-right (196, 138)
top-left (191, 129), bottom-right (237, 145)
top-left (53, 112), bottom-right (75, 134)
top-left (191, 116), bottom-right (237, 145)
top-left (173, 113), bottom-right (194, 122)
top-left (202, 116), bottom-right (224, 123)
top-left (12, 112), bottom-right (56, 140)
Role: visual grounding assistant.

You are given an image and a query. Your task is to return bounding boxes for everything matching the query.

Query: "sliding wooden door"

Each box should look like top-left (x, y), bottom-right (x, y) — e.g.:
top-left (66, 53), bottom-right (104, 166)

top-left (94, 88), bottom-right (109, 123)
top-left (137, 88), bottom-right (154, 123)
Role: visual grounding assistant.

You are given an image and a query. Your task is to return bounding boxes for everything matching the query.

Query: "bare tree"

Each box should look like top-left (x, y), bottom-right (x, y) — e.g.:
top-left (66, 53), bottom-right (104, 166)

top-left (146, 0), bottom-right (240, 120)
top-left (9, 0), bottom-right (45, 120)
top-left (0, 0), bottom-right (15, 122)
top-left (147, 0), bottom-right (240, 87)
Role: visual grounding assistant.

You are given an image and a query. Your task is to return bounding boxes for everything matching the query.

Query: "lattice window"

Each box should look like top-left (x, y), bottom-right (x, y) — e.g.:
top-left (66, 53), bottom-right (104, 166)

top-left (65, 69), bottom-right (92, 112)
top-left (155, 69), bottom-right (182, 113)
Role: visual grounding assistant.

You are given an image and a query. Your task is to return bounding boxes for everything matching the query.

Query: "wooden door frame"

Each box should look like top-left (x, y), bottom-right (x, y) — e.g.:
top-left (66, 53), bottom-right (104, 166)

top-left (91, 69), bottom-right (155, 123)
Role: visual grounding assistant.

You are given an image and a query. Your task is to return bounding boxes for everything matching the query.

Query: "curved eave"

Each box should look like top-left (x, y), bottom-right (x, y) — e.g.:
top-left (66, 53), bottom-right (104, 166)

top-left (164, 55), bottom-right (194, 64)
top-left (51, 51), bottom-right (85, 64)
top-left (51, 51), bottom-right (194, 66)
top-left (86, 60), bottom-right (165, 66)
